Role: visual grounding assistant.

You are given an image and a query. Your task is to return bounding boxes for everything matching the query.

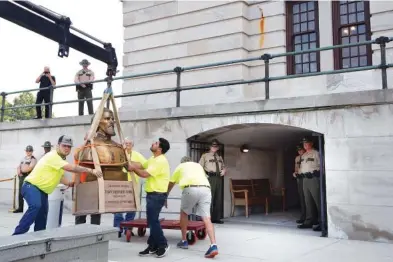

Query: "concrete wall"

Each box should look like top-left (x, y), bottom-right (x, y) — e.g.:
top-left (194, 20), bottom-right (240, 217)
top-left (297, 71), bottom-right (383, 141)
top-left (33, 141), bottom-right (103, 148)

top-left (221, 146), bottom-right (278, 216)
top-left (1, 89), bottom-right (393, 243)
top-left (121, 0), bottom-right (393, 111)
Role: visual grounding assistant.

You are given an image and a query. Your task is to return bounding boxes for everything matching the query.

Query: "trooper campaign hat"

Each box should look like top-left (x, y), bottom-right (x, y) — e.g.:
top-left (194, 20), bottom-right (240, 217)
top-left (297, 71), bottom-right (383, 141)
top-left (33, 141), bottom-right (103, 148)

top-left (42, 141), bottom-right (53, 148)
top-left (211, 139), bottom-right (220, 146)
top-left (79, 59), bottom-right (90, 66)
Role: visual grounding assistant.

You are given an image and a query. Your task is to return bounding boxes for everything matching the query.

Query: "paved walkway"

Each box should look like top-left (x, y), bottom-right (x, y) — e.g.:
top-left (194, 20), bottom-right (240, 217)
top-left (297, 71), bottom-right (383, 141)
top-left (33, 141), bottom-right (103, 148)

top-left (0, 206), bottom-right (392, 262)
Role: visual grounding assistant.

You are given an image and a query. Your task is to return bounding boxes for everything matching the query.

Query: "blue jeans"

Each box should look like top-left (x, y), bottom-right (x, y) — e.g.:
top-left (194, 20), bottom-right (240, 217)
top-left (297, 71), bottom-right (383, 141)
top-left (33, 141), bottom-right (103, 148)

top-left (146, 193), bottom-right (167, 249)
top-left (113, 212), bottom-right (136, 232)
top-left (13, 182), bottom-right (48, 235)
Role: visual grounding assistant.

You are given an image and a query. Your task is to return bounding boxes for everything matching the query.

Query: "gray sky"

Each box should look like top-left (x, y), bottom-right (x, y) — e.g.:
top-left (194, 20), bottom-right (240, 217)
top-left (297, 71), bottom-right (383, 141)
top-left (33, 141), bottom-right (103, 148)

top-left (0, 0), bottom-right (123, 118)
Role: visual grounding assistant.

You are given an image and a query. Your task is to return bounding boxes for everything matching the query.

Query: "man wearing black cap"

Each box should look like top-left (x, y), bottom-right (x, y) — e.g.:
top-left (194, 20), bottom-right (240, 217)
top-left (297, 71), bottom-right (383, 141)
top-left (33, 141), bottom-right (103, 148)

top-left (199, 139), bottom-right (226, 224)
top-left (42, 141), bottom-right (53, 155)
top-left (14, 145), bottom-right (37, 213)
top-left (12, 135), bottom-right (103, 235)
top-left (297, 137), bottom-right (322, 232)
top-left (293, 145), bottom-right (306, 224)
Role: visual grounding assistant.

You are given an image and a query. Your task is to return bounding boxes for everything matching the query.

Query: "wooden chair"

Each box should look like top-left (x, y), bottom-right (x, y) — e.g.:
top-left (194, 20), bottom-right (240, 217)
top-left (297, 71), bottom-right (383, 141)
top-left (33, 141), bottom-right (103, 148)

top-left (229, 178), bottom-right (264, 218)
top-left (251, 179), bottom-right (286, 214)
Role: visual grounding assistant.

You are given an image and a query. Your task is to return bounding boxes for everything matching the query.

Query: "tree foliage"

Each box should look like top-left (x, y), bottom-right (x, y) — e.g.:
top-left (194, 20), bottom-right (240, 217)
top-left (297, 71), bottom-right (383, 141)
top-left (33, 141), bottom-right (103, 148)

top-left (0, 96), bottom-right (14, 122)
top-left (12, 92), bottom-right (36, 121)
top-left (0, 92), bottom-right (55, 122)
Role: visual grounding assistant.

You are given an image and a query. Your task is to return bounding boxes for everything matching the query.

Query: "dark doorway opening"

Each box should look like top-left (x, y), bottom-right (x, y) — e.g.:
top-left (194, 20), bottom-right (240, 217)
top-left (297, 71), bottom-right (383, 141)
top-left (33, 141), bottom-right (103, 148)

top-left (187, 124), bottom-right (327, 237)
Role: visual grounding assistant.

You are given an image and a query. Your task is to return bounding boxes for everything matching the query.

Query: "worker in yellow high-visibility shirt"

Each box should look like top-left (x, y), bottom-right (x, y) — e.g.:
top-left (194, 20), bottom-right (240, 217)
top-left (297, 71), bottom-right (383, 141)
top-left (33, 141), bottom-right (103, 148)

top-left (113, 137), bottom-right (147, 237)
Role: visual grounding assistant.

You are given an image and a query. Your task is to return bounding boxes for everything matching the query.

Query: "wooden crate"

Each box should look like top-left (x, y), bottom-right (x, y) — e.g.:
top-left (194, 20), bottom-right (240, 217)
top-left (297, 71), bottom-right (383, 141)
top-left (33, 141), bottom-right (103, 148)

top-left (73, 180), bottom-right (137, 216)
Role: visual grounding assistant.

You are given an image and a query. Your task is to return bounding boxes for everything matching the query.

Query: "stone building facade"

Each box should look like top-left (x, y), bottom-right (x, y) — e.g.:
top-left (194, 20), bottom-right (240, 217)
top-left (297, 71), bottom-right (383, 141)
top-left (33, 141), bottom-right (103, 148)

top-left (0, 0), bottom-right (393, 244)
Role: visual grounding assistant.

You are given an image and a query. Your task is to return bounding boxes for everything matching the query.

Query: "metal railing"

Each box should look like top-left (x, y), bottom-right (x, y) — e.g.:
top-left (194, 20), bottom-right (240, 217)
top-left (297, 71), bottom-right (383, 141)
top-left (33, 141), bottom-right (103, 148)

top-left (1, 36), bottom-right (392, 122)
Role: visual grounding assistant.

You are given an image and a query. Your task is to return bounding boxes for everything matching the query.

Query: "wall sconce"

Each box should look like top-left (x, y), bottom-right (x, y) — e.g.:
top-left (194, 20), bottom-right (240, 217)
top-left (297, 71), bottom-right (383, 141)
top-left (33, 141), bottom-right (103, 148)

top-left (240, 144), bottom-right (249, 153)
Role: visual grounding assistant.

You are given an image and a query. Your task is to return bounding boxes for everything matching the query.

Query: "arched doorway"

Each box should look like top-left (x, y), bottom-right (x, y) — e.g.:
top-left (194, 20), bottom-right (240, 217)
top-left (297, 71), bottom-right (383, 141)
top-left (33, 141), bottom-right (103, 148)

top-left (187, 123), bottom-right (327, 237)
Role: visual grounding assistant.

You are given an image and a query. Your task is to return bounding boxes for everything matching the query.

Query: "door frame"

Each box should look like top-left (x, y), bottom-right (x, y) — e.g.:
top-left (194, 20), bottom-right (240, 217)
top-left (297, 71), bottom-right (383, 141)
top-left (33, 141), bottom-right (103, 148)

top-left (187, 139), bottom-right (225, 219)
top-left (313, 133), bottom-right (328, 237)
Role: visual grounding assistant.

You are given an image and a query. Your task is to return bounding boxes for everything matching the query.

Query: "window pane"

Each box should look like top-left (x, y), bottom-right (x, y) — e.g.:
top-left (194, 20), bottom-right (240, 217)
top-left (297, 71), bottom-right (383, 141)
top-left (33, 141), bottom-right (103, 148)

top-left (301, 2), bottom-right (307, 12)
top-left (350, 47), bottom-right (358, 56)
top-left (359, 45), bottom-right (367, 55)
top-left (307, 1), bottom-right (314, 10)
top-left (308, 21), bottom-right (315, 30)
top-left (349, 13), bottom-right (356, 23)
top-left (343, 58), bottom-right (350, 68)
top-left (303, 53), bottom-right (309, 62)
top-left (294, 14), bottom-right (300, 23)
top-left (303, 63), bottom-right (310, 73)
top-left (357, 1), bottom-right (364, 11)
top-left (340, 4), bottom-right (347, 14)
top-left (301, 22), bottom-right (307, 31)
top-left (301, 13), bottom-right (307, 22)
top-left (359, 56), bottom-right (367, 66)
top-left (359, 34), bottom-right (366, 42)
top-left (357, 12), bottom-right (364, 22)
top-left (310, 33), bottom-right (316, 41)
top-left (341, 15), bottom-right (348, 24)
top-left (349, 26), bottom-right (357, 35)
top-left (351, 57), bottom-right (358, 67)
top-left (295, 55), bottom-right (302, 63)
top-left (295, 44), bottom-right (302, 51)
top-left (308, 11), bottom-right (315, 20)
top-left (342, 36), bottom-right (349, 44)
top-left (295, 36), bottom-right (301, 44)
top-left (350, 36), bottom-right (357, 43)
top-left (295, 64), bottom-right (302, 74)
top-left (358, 24), bottom-right (366, 34)
top-left (342, 48), bottom-right (350, 58)
top-left (302, 43), bottom-right (309, 50)
top-left (310, 52), bottom-right (317, 61)
top-left (310, 62), bottom-right (318, 72)
top-left (294, 24), bottom-right (300, 33)
top-left (293, 4), bottom-right (299, 14)
top-left (348, 2), bottom-right (356, 13)
top-left (341, 27), bottom-right (349, 36)
top-left (310, 42), bottom-right (316, 49)
top-left (302, 34), bottom-right (309, 42)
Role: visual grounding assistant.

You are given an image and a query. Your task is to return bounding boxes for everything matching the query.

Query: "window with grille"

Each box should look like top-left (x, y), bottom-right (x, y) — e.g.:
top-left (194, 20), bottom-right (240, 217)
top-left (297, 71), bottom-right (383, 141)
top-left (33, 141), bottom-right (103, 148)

top-left (286, 1), bottom-right (320, 75)
top-left (332, 1), bottom-right (372, 69)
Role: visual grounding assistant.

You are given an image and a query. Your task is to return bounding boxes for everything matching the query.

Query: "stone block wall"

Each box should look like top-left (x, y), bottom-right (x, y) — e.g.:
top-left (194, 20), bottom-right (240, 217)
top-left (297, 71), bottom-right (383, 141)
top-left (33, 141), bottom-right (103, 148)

top-left (1, 90), bottom-right (393, 243)
top-left (121, 0), bottom-right (393, 111)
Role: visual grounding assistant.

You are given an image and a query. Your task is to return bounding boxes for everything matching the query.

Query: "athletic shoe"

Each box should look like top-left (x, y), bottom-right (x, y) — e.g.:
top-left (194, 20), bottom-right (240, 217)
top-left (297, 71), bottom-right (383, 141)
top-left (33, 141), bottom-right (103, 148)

top-left (205, 245), bottom-right (218, 258)
top-left (176, 240), bottom-right (189, 249)
top-left (156, 245), bottom-right (170, 258)
top-left (139, 246), bottom-right (157, 256)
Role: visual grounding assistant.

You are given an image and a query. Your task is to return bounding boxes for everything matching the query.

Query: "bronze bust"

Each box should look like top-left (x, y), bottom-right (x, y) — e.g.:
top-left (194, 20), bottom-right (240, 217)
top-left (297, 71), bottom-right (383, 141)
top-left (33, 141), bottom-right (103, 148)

top-left (75, 108), bottom-right (127, 182)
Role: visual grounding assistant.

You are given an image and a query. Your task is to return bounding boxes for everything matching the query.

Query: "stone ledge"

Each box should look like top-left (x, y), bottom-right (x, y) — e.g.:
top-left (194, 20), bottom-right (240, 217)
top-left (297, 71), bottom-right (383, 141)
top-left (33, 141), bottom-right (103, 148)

top-left (0, 89), bottom-right (392, 131)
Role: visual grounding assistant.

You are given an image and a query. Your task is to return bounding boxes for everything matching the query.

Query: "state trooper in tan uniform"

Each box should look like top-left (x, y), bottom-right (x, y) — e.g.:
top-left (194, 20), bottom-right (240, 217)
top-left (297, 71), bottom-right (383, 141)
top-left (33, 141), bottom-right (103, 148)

top-left (74, 59), bottom-right (95, 116)
top-left (293, 145), bottom-right (306, 224)
top-left (199, 139), bottom-right (226, 224)
top-left (297, 137), bottom-right (322, 231)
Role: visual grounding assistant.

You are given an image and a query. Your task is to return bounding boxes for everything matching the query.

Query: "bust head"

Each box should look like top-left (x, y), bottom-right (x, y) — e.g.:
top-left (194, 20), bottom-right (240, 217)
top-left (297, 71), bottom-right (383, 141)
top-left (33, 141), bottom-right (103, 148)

top-left (93, 108), bottom-right (116, 137)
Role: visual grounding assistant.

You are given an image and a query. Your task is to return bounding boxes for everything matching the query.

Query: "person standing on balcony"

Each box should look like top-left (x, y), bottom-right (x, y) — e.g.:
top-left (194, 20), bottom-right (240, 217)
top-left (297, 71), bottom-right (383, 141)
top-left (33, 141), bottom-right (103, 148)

top-left (293, 144), bottom-right (307, 224)
top-left (13, 145), bottom-right (37, 213)
top-left (297, 137), bottom-right (322, 232)
top-left (35, 66), bottom-right (56, 119)
top-left (199, 139), bottom-right (226, 224)
top-left (113, 137), bottom-right (147, 237)
top-left (74, 59), bottom-right (95, 116)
